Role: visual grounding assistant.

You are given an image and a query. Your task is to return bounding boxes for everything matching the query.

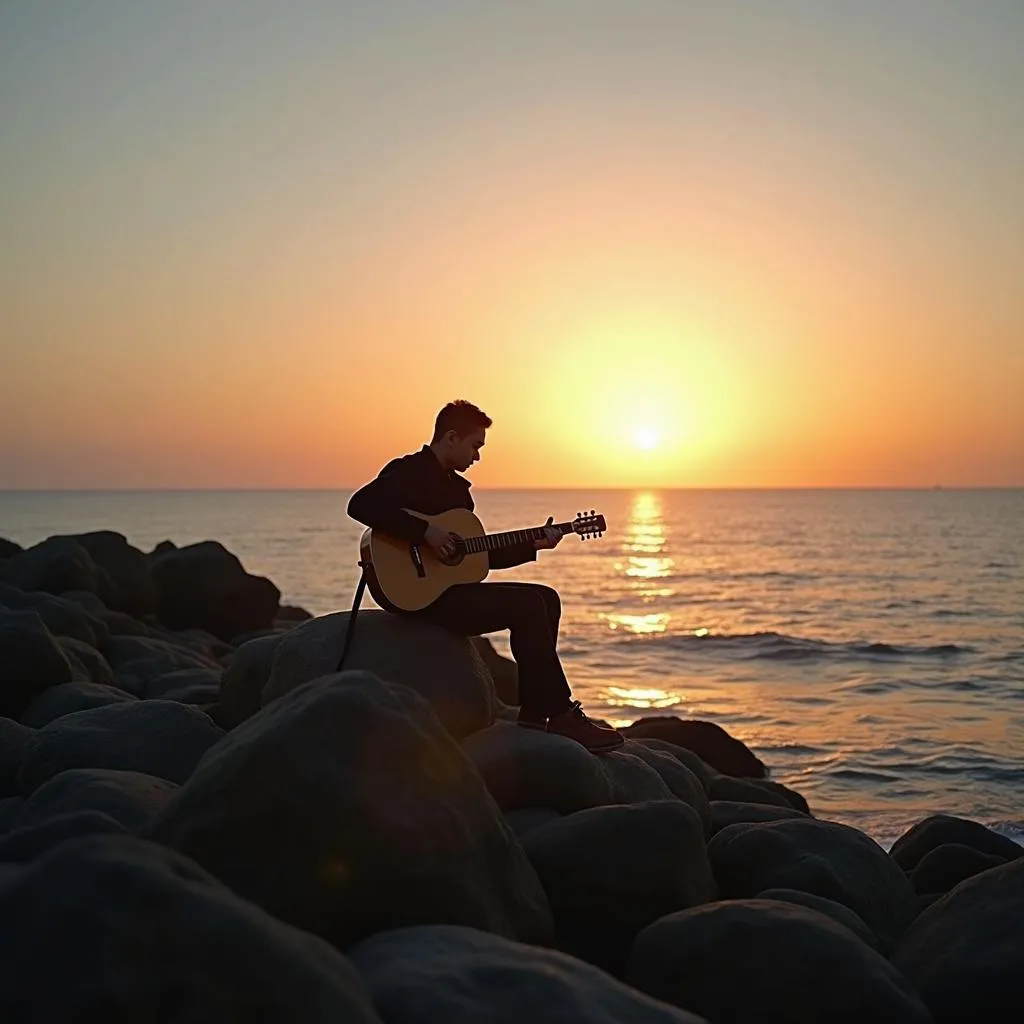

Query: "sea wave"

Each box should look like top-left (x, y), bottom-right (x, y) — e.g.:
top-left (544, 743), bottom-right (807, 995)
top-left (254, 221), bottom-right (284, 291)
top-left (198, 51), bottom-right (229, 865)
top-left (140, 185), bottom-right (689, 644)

top-left (613, 629), bottom-right (975, 662)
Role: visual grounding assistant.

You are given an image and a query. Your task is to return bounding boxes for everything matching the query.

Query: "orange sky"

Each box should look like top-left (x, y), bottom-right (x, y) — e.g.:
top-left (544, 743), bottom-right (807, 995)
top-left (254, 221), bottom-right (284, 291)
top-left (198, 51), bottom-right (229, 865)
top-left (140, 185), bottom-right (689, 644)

top-left (2, 3), bottom-right (1022, 489)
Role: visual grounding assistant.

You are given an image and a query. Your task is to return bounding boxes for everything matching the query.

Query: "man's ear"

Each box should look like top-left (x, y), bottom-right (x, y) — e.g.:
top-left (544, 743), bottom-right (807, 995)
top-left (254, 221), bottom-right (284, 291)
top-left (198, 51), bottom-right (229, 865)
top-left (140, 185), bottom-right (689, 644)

top-left (443, 429), bottom-right (458, 445)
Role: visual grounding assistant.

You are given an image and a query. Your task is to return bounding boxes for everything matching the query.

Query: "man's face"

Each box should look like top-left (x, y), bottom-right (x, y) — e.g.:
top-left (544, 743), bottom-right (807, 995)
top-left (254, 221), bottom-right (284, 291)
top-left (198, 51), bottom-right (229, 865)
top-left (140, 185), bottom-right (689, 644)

top-left (449, 427), bottom-right (486, 472)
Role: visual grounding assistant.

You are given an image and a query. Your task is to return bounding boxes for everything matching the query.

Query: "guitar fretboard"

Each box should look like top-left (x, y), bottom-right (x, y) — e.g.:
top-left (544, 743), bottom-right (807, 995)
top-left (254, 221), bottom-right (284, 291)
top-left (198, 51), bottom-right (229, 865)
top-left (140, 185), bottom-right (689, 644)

top-left (461, 521), bottom-right (574, 554)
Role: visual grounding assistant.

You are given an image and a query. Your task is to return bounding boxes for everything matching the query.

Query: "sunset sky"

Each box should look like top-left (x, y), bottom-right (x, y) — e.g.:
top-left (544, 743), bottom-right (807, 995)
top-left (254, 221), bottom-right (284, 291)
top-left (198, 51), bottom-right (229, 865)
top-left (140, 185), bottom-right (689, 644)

top-left (2, 1), bottom-right (1022, 489)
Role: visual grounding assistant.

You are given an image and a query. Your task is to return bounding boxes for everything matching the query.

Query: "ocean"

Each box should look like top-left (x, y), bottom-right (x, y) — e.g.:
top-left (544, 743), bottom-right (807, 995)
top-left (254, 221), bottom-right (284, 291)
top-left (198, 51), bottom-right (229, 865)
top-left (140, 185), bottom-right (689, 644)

top-left (2, 487), bottom-right (1022, 849)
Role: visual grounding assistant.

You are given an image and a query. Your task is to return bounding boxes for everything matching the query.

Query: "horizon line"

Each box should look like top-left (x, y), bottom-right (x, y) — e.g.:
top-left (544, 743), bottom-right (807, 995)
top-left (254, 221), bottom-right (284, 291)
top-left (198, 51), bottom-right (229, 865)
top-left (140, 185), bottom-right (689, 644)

top-left (2, 485), bottom-right (1022, 494)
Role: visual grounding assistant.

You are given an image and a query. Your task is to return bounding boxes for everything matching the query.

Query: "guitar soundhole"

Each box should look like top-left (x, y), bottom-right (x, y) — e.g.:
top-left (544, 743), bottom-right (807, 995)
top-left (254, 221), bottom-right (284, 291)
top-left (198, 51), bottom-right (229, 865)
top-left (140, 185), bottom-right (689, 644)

top-left (438, 535), bottom-right (465, 567)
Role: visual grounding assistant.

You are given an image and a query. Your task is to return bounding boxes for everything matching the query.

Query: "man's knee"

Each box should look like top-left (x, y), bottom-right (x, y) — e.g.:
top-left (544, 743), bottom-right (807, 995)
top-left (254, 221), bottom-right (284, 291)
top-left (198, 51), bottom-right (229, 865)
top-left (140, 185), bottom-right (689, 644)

top-left (530, 584), bottom-right (561, 625)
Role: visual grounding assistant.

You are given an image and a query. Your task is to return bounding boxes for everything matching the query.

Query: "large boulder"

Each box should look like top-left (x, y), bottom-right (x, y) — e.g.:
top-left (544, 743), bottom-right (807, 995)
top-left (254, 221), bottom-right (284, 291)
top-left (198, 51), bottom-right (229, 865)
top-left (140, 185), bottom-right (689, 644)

top-left (20, 681), bottom-right (137, 728)
top-left (470, 635), bottom-right (520, 705)
top-left (463, 721), bottom-right (684, 815)
top-left (628, 900), bottom-right (931, 1023)
top-left (219, 632), bottom-right (286, 727)
top-left (710, 800), bottom-right (808, 834)
top-left (102, 635), bottom-right (222, 694)
top-left (349, 924), bottom-right (708, 1023)
top-left (889, 814), bottom-right (1023, 871)
top-left (893, 856), bottom-right (1024, 1023)
top-left (0, 609), bottom-right (73, 719)
top-left (910, 843), bottom-right (1010, 896)
top-left (0, 717), bottom-right (34, 797)
top-left (17, 700), bottom-right (223, 792)
top-left (0, 834), bottom-right (382, 1021)
top-left (0, 810), bottom-right (128, 862)
top-left (621, 717), bottom-right (766, 778)
top-left (14, 768), bottom-right (179, 832)
top-left (755, 887), bottom-right (881, 951)
top-left (0, 538), bottom-right (23, 560)
top-left (149, 540), bottom-right (280, 641)
top-left (144, 667), bottom-right (222, 700)
top-left (708, 774), bottom-right (809, 813)
top-left (0, 584), bottom-right (106, 647)
top-left (151, 671), bottom-right (553, 949)
top-left (708, 818), bottom-right (918, 952)
top-left (0, 537), bottom-right (114, 602)
top-left (59, 531), bottom-right (157, 617)
top-left (263, 610), bottom-right (497, 739)
top-left (56, 636), bottom-right (116, 686)
top-left (523, 801), bottom-right (715, 972)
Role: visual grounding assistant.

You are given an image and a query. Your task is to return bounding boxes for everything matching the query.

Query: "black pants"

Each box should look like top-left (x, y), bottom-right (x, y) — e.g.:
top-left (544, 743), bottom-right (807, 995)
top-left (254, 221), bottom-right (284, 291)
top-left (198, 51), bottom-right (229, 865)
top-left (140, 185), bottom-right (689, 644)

top-left (416, 581), bottom-right (573, 717)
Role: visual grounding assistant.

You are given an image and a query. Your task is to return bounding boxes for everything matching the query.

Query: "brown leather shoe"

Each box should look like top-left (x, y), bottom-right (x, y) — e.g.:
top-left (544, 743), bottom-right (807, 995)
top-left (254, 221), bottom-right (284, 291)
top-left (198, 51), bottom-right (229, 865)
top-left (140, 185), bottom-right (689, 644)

top-left (545, 701), bottom-right (624, 752)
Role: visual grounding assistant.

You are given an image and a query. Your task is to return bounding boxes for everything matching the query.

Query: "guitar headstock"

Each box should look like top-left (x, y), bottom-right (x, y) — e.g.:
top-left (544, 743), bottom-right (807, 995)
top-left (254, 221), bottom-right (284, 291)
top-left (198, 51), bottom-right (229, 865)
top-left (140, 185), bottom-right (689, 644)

top-left (572, 509), bottom-right (606, 540)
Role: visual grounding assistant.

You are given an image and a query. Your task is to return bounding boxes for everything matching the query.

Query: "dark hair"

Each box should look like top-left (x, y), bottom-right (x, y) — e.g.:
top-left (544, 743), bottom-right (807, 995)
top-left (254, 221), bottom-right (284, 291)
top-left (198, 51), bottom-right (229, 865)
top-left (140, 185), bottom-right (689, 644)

top-left (432, 400), bottom-right (492, 442)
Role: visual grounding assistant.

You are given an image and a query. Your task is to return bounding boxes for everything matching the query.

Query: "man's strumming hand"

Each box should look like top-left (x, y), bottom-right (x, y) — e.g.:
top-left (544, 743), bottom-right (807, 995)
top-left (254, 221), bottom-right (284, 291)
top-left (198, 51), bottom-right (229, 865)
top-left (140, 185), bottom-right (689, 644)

top-left (424, 525), bottom-right (459, 559)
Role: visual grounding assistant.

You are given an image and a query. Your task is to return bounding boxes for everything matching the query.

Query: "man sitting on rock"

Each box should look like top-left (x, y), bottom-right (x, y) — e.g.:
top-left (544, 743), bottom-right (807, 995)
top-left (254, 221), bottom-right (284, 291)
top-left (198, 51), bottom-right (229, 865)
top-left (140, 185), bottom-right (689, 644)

top-left (347, 399), bottom-right (623, 752)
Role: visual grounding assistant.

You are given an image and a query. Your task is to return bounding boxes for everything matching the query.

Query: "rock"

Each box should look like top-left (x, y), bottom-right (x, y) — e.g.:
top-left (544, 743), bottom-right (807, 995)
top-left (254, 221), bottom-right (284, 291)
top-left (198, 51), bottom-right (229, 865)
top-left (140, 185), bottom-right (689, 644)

top-left (0, 717), bottom-right (34, 797)
top-left (18, 700), bottom-right (223, 792)
top-left (0, 609), bottom-right (73, 719)
top-left (149, 540), bottom-right (280, 641)
top-left (0, 810), bottom-right (128, 862)
top-left (14, 768), bottom-right (178, 832)
top-left (893, 856), bottom-right (1024, 1023)
top-left (707, 775), bottom-right (799, 810)
top-left (755, 887), bottom-right (881, 951)
top-left (523, 801), bottom-right (715, 973)
top-left (621, 717), bottom-right (766, 778)
top-left (56, 636), bottom-right (116, 686)
top-left (505, 807), bottom-right (562, 838)
top-left (910, 842), bottom-right (1009, 896)
top-left (102, 635), bottom-right (222, 693)
top-left (0, 538), bottom-right (23, 560)
top-left (889, 813), bottom-right (1023, 871)
top-left (277, 604), bottom-right (313, 622)
top-left (0, 834), bottom-right (383, 1020)
top-left (0, 584), bottom-right (106, 647)
top-left (151, 671), bottom-right (552, 949)
top-left (263, 610), bottom-right (496, 739)
top-left (626, 738), bottom-right (714, 790)
top-left (622, 741), bottom-right (711, 835)
top-left (219, 632), bottom-right (286, 728)
top-left (160, 683), bottom-right (222, 705)
top-left (470, 635), bottom-right (519, 705)
top-left (628, 899), bottom-right (931, 1023)
top-left (349, 924), bottom-right (708, 1023)
top-left (463, 721), bottom-right (679, 815)
top-left (708, 818), bottom-right (918, 952)
top-left (0, 797), bottom-right (23, 832)
top-left (710, 800), bottom-right (809, 834)
top-left (0, 536), bottom-right (113, 602)
top-left (20, 681), bottom-right (138, 728)
top-left (61, 531), bottom-right (157, 617)
top-left (144, 667), bottom-right (222, 700)
top-left (148, 623), bottom-right (235, 660)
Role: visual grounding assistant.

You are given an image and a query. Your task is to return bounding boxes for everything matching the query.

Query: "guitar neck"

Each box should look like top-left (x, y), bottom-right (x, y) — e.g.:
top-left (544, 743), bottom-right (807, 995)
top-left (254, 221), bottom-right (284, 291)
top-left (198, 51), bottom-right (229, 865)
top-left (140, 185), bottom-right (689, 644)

top-left (462, 521), bottom-right (575, 554)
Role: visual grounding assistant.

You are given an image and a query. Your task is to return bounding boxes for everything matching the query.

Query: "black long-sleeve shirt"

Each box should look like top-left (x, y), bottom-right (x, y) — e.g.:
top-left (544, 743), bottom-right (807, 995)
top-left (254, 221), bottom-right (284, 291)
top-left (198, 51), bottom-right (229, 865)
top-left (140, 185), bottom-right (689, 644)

top-left (347, 445), bottom-right (537, 571)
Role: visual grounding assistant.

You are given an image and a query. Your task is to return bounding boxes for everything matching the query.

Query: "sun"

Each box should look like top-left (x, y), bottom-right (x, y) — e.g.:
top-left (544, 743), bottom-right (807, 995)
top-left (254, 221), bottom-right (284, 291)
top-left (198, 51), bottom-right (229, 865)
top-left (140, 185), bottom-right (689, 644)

top-left (632, 425), bottom-right (661, 450)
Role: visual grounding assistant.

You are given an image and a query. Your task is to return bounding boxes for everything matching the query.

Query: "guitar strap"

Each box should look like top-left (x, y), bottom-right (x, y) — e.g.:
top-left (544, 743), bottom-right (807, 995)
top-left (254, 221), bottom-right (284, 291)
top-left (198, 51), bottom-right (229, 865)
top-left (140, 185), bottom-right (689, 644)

top-left (335, 560), bottom-right (368, 672)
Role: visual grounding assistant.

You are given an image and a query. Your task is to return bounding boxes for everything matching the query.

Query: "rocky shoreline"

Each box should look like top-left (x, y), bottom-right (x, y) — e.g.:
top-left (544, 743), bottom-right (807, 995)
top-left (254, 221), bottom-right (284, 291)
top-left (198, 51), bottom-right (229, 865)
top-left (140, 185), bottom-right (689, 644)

top-left (0, 530), bottom-right (1020, 1021)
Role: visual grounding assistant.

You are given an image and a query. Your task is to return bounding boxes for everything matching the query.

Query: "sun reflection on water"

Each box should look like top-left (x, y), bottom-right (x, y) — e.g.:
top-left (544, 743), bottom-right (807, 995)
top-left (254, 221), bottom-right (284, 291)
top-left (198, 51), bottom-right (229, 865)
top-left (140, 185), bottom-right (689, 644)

top-left (605, 492), bottom-right (677, 630)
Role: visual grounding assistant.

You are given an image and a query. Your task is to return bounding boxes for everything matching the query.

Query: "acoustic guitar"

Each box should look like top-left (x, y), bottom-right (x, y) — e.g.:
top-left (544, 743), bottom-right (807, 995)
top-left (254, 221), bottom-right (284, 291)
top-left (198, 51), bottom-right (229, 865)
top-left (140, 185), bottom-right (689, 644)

top-left (359, 507), bottom-right (607, 612)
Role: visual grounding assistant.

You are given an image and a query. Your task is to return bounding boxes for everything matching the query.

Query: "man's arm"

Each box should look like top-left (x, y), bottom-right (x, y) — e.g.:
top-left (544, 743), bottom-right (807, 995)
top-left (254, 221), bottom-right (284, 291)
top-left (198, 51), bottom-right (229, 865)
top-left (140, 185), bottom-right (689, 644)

top-left (488, 543), bottom-right (538, 571)
top-left (347, 461), bottom-right (429, 544)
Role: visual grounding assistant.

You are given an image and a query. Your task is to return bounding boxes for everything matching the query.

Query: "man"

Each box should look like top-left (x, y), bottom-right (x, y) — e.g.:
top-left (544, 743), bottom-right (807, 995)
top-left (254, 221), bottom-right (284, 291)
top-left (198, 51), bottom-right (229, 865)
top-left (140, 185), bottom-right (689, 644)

top-left (347, 399), bottom-right (623, 752)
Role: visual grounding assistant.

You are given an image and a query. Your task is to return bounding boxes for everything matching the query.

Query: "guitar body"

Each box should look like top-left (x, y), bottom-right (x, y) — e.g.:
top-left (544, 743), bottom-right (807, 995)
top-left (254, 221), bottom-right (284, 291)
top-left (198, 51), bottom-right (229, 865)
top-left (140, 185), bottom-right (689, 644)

top-left (360, 507), bottom-right (491, 612)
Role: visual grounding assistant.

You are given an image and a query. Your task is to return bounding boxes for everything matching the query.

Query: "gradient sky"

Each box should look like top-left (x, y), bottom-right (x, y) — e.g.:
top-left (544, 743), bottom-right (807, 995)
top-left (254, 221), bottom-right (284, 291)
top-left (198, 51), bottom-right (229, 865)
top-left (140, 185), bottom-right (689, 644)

top-left (2, 1), bottom-right (1022, 489)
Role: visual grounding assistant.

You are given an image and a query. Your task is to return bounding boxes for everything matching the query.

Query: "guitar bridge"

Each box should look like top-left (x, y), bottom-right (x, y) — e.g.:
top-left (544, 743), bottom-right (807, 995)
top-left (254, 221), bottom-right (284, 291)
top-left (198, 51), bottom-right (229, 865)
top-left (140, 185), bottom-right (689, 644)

top-left (409, 544), bottom-right (426, 578)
